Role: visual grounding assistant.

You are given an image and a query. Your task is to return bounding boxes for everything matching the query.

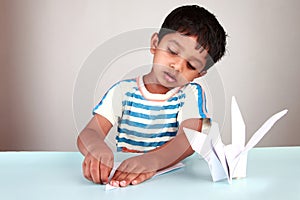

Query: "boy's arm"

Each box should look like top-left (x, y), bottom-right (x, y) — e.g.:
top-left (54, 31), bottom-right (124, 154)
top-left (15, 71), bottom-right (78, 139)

top-left (77, 114), bottom-right (114, 184)
top-left (110, 118), bottom-right (205, 187)
top-left (148, 118), bottom-right (203, 169)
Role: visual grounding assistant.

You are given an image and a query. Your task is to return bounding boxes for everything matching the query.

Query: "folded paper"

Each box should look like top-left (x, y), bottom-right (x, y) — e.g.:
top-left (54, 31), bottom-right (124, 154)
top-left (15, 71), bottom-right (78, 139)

top-left (184, 96), bottom-right (288, 183)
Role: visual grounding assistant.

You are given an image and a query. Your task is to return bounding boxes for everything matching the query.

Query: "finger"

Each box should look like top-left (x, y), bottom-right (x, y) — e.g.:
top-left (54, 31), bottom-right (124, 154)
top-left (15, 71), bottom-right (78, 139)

top-left (110, 169), bottom-right (128, 187)
top-left (110, 161), bottom-right (129, 181)
top-left (100, 164), bottom-right (111, 184)
top-left (131, 172), bottom-right (156, 185)
top-left (119, 173), bottom-right (140, 187)
top-left (83, 159), bottom-right (92, 181)
top-left (100, 159), bottom-right (113, 184)
top-left (110, 160), bottom-right (139, 186)
top-left (89, 157), bottom-right (101, 184)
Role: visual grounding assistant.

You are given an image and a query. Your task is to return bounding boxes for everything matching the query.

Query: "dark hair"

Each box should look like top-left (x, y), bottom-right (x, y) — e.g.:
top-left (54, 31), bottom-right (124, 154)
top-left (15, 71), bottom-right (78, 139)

top-left (158, 5), bottom-right (227, 70)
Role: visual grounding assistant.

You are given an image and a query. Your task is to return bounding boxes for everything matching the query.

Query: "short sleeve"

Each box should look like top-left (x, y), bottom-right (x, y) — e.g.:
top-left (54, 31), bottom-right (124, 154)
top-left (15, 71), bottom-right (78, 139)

top-left (177, 83), bottom-right (210, 124)
top-left (93, 82), bottom-right (123, 125)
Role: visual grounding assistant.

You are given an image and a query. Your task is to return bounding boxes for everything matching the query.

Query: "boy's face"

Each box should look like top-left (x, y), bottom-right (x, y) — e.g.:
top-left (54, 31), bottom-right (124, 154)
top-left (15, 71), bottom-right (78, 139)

top-left (150, 32), bottom-right (209, 89)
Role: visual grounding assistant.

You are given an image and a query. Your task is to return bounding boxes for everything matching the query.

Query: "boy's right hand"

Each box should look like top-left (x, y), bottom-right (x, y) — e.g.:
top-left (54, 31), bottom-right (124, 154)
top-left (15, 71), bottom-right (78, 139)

top-left (82, 146), bottom-right (114, 184)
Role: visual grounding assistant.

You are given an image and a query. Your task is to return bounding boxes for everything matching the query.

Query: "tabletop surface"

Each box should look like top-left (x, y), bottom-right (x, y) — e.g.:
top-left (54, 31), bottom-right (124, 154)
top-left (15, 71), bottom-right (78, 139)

top-left (0, 147), bottom-right (299, 200)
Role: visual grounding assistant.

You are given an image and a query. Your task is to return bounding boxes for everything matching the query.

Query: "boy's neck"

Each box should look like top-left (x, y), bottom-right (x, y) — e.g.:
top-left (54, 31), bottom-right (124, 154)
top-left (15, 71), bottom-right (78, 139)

top-left (143, 73), bottom-right (170, 94)
top-left (145, 83), bottom-right (170, 94)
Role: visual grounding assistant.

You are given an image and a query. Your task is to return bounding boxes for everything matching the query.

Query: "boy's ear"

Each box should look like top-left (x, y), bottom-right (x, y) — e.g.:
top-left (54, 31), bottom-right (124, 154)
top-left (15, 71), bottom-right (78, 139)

top-left (199, 70), bottom-right (207, 77)
top-left (150, 33), bottom-right (159, 54)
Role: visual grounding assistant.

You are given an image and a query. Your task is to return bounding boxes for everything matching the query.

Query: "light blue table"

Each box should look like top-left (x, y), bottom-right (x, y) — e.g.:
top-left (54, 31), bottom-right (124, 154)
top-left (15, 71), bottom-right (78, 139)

top-left (0, 147), bottom-right (299, 200)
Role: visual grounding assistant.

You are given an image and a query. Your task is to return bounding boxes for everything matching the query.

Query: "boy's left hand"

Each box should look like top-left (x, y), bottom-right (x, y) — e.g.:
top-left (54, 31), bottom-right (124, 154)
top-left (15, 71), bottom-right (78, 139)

top-left (109, 155), bottom-right (158, 187)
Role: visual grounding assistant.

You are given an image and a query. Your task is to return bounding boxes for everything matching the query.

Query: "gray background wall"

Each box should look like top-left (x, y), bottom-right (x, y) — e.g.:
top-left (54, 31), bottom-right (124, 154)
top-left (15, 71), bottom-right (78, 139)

top-left (0, 0), bottom-right (299, 151)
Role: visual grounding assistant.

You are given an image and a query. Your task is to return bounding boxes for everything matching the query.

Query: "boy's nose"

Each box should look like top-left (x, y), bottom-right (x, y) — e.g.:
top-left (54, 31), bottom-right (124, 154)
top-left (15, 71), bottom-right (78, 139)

top-left (170, 57), bottom-right (186, 72)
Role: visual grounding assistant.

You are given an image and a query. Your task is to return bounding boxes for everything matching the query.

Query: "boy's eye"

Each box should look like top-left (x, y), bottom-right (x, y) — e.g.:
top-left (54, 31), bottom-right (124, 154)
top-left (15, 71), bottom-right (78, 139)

top-left (167, 48), bottom-right (178, 55)
top-left (187, 62), bottom-right (197, 70)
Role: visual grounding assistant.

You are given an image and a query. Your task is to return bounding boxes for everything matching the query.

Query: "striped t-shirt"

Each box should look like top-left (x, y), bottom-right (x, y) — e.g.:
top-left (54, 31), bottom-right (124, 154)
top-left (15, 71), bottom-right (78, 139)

top-left (93, 76), bottom-right (209, 153)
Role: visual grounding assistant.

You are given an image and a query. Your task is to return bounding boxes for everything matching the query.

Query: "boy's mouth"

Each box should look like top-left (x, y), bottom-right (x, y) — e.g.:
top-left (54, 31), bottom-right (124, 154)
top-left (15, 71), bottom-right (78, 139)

top-left (163, 71), bottom-right (177, 83)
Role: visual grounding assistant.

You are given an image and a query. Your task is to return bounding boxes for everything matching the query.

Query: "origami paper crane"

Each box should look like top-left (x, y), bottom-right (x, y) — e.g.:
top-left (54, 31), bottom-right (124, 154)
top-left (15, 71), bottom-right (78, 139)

top-left (184, 96), bottom-right (288, 183)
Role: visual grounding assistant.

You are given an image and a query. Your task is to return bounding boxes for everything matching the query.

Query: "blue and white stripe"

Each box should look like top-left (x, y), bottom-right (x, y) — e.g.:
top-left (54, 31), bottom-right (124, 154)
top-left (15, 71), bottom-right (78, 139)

top-left (93, 76), bottom-right (209, 152)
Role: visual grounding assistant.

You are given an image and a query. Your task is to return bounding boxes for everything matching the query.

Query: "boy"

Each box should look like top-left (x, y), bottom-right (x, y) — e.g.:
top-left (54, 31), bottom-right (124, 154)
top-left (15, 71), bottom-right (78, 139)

top-left (77, 5), bottom-right (226, 187)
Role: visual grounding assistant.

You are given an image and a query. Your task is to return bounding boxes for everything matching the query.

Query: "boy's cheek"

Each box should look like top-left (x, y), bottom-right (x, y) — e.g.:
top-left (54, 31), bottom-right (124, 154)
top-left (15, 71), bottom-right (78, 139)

top-left (177, 75), bottom-right (189, 85)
